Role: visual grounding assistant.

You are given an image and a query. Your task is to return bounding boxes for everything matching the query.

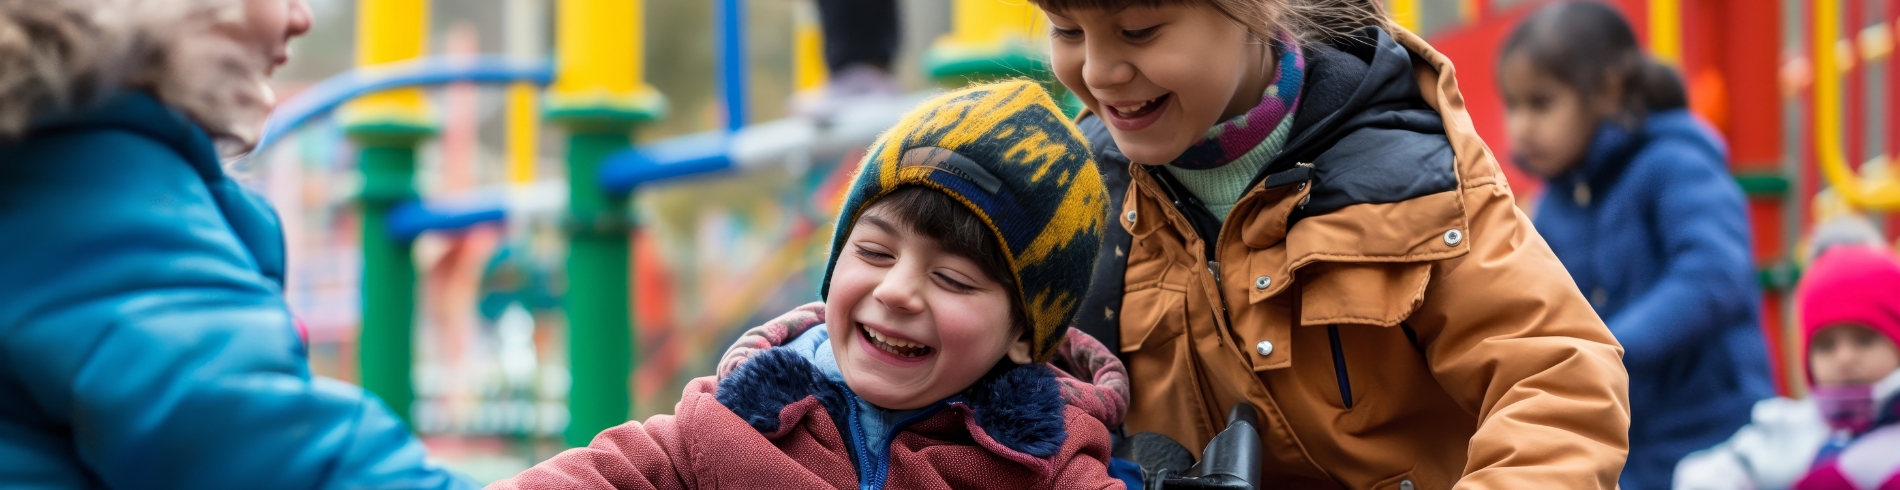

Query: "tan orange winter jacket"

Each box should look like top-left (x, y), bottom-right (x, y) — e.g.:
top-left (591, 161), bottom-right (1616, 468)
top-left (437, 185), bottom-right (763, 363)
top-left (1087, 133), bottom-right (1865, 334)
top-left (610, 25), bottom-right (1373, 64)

top-left (1070, 27), bottom-right (1631, 489)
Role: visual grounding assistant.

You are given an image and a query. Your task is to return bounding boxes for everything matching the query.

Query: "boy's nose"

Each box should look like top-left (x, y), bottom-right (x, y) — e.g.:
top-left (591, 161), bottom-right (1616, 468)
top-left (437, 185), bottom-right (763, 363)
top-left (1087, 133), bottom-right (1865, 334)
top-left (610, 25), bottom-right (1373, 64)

top-left (870, 272), bottom-right (925, 314)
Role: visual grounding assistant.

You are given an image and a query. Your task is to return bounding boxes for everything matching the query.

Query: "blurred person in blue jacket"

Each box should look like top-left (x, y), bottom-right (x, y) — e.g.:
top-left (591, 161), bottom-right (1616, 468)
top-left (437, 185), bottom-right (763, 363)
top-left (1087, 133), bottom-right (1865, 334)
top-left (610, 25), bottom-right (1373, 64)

top-left (0, 0), bottom-right (472, 488)
top-left (1498, 2), bottom-right (1774, 489)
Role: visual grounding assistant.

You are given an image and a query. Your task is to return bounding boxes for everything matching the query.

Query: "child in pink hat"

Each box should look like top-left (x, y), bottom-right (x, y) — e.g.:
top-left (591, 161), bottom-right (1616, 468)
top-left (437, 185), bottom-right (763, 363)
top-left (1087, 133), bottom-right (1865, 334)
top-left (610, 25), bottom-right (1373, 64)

top-left (1677, 233), bottom-right (1900, 490)
top-left (1792, 244), bottom-right (1900, 490)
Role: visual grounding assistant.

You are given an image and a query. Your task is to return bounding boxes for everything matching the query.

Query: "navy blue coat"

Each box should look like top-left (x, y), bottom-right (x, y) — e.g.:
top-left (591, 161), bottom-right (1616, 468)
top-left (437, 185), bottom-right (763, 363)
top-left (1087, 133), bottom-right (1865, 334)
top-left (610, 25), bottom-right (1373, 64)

top-left (0, 93), bottom-right (472, 489)
top-left (1532, 110), bottom-right (1774, 490)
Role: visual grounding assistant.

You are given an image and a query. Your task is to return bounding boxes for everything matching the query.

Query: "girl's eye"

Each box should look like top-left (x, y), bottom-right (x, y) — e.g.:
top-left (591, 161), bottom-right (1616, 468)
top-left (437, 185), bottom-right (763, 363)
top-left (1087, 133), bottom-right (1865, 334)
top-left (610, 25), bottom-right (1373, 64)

top-left (1121, 26), bottom-right (1158, 41)
top-left (1525, 94), bottom-right (1551, 111)
top-left (854, 246), bottom-right (893, 262)
top-left (933, 272), bottom-right (977, 293)
top-left (1051, 27), bottom-right (1083, 41)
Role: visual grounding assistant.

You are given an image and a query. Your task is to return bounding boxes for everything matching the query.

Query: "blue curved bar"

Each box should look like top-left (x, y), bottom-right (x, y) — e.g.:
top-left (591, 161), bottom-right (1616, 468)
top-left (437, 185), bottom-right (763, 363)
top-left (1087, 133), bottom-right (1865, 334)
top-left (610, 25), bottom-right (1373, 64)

top-left (598, 131), bottom-right (735, 193)
top-left (254, 56), bottom-right (554, 152)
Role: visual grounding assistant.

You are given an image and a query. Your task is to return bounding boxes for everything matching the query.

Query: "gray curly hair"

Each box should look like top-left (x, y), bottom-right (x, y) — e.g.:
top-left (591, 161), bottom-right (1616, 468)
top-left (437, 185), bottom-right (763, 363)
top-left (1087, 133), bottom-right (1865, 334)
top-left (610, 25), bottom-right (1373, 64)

top-left (0, 0), bottom-right (275, 154)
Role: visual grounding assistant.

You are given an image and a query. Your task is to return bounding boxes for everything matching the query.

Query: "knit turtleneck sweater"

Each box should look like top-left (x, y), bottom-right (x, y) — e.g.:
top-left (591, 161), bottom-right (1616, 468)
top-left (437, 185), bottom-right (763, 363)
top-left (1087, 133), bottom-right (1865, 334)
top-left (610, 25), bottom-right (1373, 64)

top-left (1162, 34), bottom-right (1305, 222)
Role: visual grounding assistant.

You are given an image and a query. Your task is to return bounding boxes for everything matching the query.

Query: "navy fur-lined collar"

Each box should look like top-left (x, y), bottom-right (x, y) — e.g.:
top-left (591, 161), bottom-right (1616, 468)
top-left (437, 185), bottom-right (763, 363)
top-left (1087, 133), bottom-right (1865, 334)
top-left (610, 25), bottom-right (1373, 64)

top-left (714, 348), bottom-right (1069, 458)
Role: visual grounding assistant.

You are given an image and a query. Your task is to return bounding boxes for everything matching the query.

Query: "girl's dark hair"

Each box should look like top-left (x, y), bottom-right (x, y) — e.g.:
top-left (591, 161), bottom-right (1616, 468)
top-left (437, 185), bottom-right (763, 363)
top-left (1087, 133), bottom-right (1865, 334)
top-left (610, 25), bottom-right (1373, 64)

top-left (859, 186), bottom-right (1029, 336)
top-left (1027, 0), bottom-right (1394, 45)
top-left (1501, 1), bottom-right (1687, 117)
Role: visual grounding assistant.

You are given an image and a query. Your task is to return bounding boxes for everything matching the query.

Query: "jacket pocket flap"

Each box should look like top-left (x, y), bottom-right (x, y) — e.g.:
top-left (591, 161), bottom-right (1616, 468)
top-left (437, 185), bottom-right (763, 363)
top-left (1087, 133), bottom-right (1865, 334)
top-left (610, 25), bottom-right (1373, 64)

top-left (1298, 261), bottom-right (1432, 327)
top-left (1119, 284), bottom-right (1187, 353)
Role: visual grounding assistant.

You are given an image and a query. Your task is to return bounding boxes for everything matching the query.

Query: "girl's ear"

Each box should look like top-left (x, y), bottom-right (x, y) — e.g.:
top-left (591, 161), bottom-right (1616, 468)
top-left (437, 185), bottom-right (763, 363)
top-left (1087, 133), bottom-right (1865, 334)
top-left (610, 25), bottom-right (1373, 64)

top-left (1592, 68), bottom-right (1630, 120)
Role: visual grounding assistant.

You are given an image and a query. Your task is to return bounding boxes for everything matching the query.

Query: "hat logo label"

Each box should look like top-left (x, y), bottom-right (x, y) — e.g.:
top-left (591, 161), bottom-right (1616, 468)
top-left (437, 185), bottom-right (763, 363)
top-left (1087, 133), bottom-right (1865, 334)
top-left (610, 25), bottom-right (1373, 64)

top-left (900, 146), bottom-right (1003, 195)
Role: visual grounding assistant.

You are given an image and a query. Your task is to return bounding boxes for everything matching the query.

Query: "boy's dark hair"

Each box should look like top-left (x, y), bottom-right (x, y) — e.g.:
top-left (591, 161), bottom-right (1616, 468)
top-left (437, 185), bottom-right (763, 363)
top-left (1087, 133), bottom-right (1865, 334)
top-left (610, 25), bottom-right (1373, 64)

top-left (859, 186), bottom-right (1030, 338)
top-left (1501, 1), bottom-right (1687, 118)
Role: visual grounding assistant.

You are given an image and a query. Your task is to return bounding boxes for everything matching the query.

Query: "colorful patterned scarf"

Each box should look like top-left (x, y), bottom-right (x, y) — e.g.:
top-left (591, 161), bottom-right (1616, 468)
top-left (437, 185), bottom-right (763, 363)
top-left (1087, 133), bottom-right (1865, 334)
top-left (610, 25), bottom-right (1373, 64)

top-left (1169, 34), bottom-right (1306, 170)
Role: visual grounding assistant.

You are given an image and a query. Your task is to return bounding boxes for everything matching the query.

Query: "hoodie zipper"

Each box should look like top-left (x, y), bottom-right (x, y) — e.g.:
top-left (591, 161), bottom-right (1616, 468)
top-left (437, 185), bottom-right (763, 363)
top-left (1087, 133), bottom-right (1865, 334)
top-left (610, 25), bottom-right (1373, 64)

top-left (844, 388), bottom-right (947, 490)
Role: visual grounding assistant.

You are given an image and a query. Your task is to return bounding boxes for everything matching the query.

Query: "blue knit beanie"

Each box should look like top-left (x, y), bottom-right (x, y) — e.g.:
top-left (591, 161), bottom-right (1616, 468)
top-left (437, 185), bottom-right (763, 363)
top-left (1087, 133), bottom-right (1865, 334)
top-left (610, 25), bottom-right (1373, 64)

top-left (821, 80), bottom-right (1108, 363)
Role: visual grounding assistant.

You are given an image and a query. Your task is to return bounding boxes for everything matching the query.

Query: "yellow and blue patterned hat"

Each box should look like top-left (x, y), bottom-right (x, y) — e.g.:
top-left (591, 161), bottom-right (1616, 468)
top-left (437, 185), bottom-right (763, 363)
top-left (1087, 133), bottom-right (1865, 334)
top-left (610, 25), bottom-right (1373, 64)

top-left (822, 80), bottom-right (1108, 363)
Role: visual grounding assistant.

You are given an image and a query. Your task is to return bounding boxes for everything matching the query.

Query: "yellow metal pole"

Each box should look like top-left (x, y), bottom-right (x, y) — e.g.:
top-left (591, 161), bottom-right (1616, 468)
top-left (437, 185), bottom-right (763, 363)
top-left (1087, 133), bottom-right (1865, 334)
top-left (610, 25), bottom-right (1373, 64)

top-left (1650, 0), bottom-right (1681, 64)
top-left (1390, 0), bottom-right (1419, 33)
top-left (550, 0), bottom-right (663, 113)
top-left (343, 0), bottom-right (432, 127)
top-left (793, 0), bottom-right (827, 94)
top-left (506, 83), bottom-right (538, 183)
top-left (927, 0), bottom-right (1049, 82)
top-left (505, 0), bottom-right (546, 184)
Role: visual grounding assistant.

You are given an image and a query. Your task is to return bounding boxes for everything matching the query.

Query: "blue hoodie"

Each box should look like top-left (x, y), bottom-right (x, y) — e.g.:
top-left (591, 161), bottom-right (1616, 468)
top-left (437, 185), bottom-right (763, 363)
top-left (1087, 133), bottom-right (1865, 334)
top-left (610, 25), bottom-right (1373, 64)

top-left (0, 92), bottom-right (472, 489)
top-left (1531, 109), bottom-right (1774, 490)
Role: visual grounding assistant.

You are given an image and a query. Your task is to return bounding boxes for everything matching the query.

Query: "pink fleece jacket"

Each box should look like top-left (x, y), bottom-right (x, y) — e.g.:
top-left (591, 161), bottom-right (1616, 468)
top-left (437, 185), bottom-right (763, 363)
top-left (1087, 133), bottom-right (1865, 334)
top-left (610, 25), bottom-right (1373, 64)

top-left (489, 303), bottom-right (1129, 490)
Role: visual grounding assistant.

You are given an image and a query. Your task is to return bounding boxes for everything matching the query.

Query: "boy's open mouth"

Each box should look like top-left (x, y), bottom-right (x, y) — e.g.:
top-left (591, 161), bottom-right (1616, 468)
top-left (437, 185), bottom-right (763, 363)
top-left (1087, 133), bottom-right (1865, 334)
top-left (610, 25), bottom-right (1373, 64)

top-left (860, 322), bottom-right (933, 358)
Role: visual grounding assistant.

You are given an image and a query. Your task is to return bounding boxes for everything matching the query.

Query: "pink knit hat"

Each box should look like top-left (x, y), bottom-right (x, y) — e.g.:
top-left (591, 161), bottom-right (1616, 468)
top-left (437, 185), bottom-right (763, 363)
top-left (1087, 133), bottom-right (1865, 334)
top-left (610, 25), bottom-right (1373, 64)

top-left (1797, 245), bottom-right (1900, 368)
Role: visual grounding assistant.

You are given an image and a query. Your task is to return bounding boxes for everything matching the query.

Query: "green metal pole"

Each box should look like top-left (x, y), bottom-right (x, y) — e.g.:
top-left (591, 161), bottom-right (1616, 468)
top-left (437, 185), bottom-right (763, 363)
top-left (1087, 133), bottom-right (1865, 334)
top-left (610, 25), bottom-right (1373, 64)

top-left (549, 0), bottom-right (666, 448)
top-left (351, 125), bottom-right (432, 424)
top-left (560, 123), bottom-right (637, 447)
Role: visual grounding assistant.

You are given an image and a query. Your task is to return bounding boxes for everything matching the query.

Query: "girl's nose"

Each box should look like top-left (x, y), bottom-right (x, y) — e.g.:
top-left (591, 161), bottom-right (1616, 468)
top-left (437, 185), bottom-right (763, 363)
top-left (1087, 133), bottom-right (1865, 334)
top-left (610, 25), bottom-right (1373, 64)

top-left (1082, 41), bottom-right (1135, 90)
top-left (286, 0), bottom-right (313, 37)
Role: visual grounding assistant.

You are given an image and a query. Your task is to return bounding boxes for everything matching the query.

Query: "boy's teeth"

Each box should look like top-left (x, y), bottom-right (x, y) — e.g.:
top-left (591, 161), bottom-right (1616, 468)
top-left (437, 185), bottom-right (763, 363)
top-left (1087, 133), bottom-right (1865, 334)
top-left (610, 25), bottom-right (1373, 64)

top-left (863, 323), bottom-right (930, 358)
top-left (866, 325), bottom-right (919, 348)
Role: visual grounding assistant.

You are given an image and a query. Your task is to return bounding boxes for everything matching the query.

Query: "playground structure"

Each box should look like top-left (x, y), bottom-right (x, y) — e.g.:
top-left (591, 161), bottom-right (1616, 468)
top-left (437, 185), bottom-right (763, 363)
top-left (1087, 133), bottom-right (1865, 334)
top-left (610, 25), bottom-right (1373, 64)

top-left (256, 0), bottom-right (1054, 454)
top-left (253, 0), bottom-right (1900, 465)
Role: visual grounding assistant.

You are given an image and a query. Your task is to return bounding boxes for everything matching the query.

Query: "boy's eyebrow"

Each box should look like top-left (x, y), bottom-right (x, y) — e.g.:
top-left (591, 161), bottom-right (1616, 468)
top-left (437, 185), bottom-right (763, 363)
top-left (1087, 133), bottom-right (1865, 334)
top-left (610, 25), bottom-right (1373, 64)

top-left (859, 214), bottom-right (901, 236)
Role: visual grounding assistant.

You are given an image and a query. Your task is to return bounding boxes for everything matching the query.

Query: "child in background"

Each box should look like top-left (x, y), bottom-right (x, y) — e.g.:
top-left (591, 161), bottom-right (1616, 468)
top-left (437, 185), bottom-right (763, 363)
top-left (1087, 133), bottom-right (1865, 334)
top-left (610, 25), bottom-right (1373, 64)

top-left (491, 80), bottom-right (1129, 490)
top-left (1675, 229), bottom-right (1900, 490)
top-left (1793, 243), bottom-right (1900, 489)
top-left (1499, 2), bottom-right (1772, 488)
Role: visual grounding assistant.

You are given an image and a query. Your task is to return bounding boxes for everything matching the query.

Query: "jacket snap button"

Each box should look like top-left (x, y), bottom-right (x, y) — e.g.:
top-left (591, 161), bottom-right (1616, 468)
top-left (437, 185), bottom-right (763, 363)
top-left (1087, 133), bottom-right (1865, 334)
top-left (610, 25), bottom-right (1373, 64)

top-left (1443, 229), bottom-right (1463, 246)
top-left (1400, 480), bottom-right (1414, 490)
top-left (1255, 340), bottom-right (1274, 357)
top-left (1124, 209), bottom-right (1137, 223)
top-left (1254, 275), bottom-right (1271, 290)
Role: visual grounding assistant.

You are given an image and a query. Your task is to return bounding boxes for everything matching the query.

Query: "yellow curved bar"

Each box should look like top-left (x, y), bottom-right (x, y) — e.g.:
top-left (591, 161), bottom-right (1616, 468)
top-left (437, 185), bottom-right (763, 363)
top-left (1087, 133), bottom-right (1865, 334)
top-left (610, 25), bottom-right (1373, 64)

top-left (1814, 0), bottom-right (1900, 209)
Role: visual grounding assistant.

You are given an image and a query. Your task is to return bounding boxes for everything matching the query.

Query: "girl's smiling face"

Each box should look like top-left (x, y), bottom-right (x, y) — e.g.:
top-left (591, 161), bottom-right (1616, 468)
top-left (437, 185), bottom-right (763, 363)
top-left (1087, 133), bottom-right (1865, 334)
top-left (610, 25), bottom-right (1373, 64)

top-left (1045, 4), bottom-right (1272, 165)
top-left (825, 207), bottom-right (1027, 410)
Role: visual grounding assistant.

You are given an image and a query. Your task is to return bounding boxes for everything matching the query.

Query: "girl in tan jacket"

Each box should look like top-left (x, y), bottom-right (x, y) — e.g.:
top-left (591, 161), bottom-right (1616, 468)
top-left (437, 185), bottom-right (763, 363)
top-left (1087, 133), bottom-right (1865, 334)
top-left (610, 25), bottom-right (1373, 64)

top-left (1038, 0), bottom-right (1632, 488)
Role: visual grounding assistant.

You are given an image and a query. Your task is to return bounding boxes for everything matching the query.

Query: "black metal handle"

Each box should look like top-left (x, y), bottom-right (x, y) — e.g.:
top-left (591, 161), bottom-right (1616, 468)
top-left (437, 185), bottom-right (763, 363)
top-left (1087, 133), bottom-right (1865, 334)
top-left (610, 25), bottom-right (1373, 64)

top-left (1125, 404), bottom-right (1265, 490)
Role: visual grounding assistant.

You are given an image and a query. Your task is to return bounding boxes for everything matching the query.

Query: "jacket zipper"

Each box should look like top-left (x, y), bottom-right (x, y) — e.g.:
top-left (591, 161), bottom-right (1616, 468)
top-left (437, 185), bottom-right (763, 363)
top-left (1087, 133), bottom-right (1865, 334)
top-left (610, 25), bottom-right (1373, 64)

top-left (1327, 325), bottom-right (1354, 409)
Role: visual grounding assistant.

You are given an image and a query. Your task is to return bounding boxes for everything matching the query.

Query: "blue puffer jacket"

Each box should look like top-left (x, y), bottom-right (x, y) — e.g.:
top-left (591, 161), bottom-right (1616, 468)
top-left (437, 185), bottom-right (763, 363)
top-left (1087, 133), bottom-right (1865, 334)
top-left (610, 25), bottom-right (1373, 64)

top-left (1531, 109), bottom-right (1774, 490)
top-left (0, 92), bottom-right (472, 489)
